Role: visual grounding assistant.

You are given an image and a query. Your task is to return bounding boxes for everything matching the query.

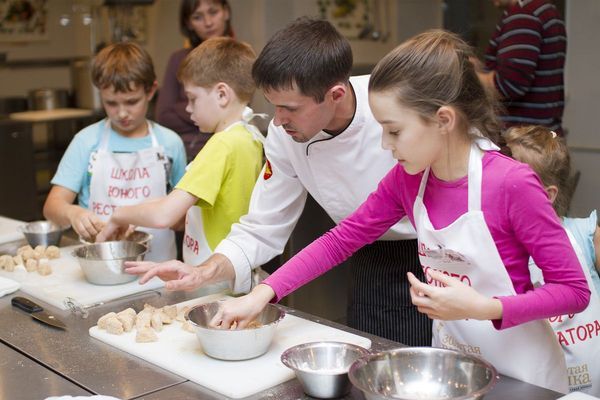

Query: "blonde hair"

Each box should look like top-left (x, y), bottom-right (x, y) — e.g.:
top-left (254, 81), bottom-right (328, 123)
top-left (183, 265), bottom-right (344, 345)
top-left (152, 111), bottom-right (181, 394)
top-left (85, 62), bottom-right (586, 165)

top-left (504, 125), bottom-right (571, 216)
top-left (92, 42), bottom-right (156, 93)
top-left (177, 37), bottom-right (256, 103)
top-left (369, 29), bottom-right (501, 142)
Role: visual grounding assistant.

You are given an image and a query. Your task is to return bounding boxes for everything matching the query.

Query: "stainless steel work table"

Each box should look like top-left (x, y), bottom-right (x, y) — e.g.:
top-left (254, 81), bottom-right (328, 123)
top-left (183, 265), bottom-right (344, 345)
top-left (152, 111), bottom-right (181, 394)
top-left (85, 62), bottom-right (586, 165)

top-left (0, 287), bottom-right (564, 400)
top-left (0, 340), bottom-right (91, 399)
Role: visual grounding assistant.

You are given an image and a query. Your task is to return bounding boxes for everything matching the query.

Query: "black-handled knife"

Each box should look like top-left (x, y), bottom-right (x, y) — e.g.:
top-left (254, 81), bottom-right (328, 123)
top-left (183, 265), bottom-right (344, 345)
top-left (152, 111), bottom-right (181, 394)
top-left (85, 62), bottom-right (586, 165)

top-left (11, 296), bottom-right (67, 330)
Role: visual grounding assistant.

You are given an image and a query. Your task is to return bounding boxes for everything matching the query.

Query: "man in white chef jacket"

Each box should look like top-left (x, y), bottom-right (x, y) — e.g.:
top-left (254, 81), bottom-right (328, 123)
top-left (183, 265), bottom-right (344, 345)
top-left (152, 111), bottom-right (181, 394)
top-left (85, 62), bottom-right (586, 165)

top-left (127, 18), bottom-right (431, 346)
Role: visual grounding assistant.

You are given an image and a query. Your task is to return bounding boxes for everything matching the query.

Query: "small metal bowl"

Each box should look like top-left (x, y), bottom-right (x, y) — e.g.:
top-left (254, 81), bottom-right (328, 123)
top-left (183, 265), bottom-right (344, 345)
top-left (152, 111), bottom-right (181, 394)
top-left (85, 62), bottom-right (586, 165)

top-left (71, 241), bottom-right (147, 285)
top-left (18, 221), bottom-right (65, 247)
top-left (185, 301), bottom-right (285, 361)
top-left (349, 347), bottom-right (498, 400)
top-left (281, 341), bottom-right (369, 399)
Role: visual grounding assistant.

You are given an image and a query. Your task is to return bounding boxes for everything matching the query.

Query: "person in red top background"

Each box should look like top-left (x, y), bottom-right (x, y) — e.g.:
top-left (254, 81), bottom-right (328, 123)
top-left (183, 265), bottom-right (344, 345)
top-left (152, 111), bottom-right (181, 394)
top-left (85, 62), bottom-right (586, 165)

top-left (474, 0), bottom-right (566, 135)
top-left (156, 0), bottom-right (233, 162)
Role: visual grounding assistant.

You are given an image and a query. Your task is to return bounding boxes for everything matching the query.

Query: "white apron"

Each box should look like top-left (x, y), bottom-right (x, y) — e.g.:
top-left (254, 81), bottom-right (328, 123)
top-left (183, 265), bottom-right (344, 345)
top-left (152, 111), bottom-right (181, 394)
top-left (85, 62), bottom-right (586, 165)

top-left (88, 119), bottom-right (176, 262)
top-left (529, 231), bottom-right (600, 396)
top-left (414, 141), bottom-right (568, 393)
top-left (183, 115), bottom-right (266, 294)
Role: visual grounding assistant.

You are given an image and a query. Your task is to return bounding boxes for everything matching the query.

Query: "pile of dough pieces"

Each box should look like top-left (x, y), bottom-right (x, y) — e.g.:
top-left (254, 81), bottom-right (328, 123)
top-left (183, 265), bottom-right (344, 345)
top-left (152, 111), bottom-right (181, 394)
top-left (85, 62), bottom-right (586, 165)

top-left (97, 304), bottom-right (195, 343)
top-left (0, 245), bottom-right (60, 275)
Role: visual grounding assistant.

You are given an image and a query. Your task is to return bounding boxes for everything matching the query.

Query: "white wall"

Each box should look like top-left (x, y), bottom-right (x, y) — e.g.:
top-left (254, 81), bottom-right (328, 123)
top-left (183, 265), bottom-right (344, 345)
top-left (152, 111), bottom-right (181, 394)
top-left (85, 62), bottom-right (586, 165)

top-left (563, 1), bottom-right (600, 217)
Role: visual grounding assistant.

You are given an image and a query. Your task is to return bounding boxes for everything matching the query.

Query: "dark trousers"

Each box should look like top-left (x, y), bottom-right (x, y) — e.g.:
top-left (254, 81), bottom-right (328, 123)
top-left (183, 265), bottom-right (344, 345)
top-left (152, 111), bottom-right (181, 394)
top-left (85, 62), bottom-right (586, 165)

top-left (347, 239), bottom-right (432, 346)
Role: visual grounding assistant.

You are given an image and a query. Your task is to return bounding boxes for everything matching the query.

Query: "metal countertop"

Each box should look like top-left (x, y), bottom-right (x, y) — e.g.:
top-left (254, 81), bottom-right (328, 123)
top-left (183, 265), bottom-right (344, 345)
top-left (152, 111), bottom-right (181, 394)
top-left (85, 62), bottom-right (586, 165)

top-left (0, 237), bottom-right (563, 400)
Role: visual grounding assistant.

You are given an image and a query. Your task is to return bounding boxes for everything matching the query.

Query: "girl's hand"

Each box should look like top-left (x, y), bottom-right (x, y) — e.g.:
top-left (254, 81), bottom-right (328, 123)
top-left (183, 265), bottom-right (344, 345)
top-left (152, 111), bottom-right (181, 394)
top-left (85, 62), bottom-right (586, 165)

top-left (67, 207), bottom-right (105, 239)
top-left (209, 284), bottom-right (276, 330)
top-left (407, 270), bottom-right (502, 321)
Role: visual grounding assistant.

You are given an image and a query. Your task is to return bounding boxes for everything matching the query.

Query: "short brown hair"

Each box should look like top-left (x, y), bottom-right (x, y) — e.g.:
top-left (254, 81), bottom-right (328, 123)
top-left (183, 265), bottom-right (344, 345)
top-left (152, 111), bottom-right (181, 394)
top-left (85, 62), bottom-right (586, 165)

top-left (369, 29), bottom-right (501, 143)
top-left (252, 17), bottom-right (352, 103)
top-left (91, 42), bottom-right (156, 93)
top-left (177, 37), bottom-right (256, 103)
top-left (504, 125), bottom-right (572, 216)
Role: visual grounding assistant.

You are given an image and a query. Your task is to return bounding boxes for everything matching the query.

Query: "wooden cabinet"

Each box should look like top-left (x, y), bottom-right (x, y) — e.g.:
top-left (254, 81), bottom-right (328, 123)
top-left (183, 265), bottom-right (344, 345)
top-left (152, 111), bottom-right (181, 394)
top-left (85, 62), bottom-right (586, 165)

top-left (0, 112), bottom-right (101, 221)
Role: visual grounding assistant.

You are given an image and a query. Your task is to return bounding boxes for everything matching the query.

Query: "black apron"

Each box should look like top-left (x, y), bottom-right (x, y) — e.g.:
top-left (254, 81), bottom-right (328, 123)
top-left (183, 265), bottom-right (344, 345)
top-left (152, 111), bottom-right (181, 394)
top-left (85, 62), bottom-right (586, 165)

top-left (347, 239), bottom-right (432, 346)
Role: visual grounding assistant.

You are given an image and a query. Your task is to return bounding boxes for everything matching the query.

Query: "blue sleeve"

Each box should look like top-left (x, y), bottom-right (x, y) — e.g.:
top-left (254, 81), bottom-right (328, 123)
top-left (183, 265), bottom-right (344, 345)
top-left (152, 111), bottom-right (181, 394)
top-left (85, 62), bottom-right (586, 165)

top-left (153, 123), bottom-right (187, 188)
top-left (51, 126), bottom-right (97, 195)
top-left (169, 138), bottom-right (187, 187)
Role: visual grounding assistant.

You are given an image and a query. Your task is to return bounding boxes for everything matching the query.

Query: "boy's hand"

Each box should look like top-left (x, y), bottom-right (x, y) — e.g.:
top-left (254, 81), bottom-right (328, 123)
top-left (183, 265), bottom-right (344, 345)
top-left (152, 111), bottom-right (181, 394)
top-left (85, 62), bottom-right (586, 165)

top-left (96, 221), bottom-right (131, 242)
top-left (67, 207), bottom-right (105, 240)
top-left (209, 284), bottom-right (275, 329)
top-left (407, 271), bottom-right (502, 321)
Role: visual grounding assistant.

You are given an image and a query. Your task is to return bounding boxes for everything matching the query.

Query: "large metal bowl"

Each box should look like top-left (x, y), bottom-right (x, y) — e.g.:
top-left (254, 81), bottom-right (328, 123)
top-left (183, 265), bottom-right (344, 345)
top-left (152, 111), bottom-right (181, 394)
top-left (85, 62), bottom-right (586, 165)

top-left (80, 230), bottom-right (153, 247)
top-left (185, 301), bottom-right (285, 361)
top-left (71, 241), bottom-right (147, 285)
top-left (281, 341), bottom-right (369, 399)
top-left (349, 347), bottom-right (498, 400)
top-left (18, 221), bottom-right (65, 247)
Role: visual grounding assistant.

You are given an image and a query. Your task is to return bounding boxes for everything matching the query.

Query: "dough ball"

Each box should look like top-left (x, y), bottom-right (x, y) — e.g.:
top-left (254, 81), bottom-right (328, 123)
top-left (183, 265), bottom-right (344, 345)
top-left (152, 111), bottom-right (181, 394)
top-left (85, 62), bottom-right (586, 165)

top-left (181, 321), bottom-right (195, 333)
top-left (162, 305), bottom-right (177, 319)
top-left (136, 327), bottom-right (158, 343)
top-left (176, 306), bottom-right (191, 322)
top-left (21, 249), bottom-right (35, 261)
top-left (17, 245), bottom-right (33, 256)
top-left (97, 312), bottom-right (118, 330)
top-left (150, 312), bottom-right (163, 332)
top-left (105, 317), bottom-right (124, 335)
top-left (25, 258), bottom-right (37, 272)
top-left (45, 246), bottom-right (60, 259)
top-left (37, 259), bottom-right (52, 276)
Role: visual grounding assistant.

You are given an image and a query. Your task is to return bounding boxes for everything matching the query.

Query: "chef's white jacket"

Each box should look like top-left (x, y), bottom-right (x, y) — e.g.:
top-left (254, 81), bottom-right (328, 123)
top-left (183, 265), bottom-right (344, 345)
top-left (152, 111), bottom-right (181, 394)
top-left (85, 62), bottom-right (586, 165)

top-left (214, 75), bottom-right (417, 293)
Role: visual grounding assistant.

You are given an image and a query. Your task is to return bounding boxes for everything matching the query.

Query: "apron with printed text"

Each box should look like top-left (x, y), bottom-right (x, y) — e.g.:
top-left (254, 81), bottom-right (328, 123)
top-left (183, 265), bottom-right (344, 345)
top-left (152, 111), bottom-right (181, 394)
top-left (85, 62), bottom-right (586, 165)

top-left (414, 141), bottom-right (568, 393)
top-left (88, 119), bottom-right (176, 262)
top-left (529, 231), bottom-right (600, 396)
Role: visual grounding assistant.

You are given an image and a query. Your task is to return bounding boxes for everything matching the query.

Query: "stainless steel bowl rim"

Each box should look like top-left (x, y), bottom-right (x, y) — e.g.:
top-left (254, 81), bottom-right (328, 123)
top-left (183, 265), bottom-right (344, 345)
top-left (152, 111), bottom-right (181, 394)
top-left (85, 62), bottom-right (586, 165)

top-left (71, 241), bottom-right (148, 261)
top-left (348, 347), bottom-right (498, 400)
top-left (18, 220), bottom-right (66, 234)
top-left (78, 230), bottom-right (153, 245)
top-left (281, 341), bottom-right (370, 375)
top-left (185, 302), bottom-right (285, 330)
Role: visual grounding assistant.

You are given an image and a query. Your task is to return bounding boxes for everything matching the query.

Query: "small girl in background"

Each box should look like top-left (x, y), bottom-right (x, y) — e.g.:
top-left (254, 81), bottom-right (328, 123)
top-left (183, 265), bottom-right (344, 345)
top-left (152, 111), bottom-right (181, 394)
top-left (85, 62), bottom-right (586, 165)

top-left (212, 30), bottom-right (590, 393)
top-left (505, 125), bottom-right (600, 396)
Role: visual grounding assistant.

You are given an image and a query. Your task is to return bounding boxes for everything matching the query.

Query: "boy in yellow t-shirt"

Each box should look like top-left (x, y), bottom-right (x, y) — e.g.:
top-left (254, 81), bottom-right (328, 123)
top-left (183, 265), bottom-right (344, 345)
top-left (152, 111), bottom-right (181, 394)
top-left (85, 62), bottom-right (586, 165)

top-left (97, 38), bottom-right (264, 290)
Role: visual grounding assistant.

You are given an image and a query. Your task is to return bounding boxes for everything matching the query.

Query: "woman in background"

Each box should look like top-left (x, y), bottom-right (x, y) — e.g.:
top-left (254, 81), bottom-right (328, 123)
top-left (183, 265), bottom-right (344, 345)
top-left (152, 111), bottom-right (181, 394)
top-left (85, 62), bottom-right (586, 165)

top-left (156, 0), bottom-right (233, 162)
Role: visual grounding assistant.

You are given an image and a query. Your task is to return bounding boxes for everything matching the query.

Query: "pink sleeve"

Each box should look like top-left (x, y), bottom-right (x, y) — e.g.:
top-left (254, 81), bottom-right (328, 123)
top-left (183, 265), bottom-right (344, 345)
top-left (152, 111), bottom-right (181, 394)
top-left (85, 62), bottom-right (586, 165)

top-left (494, 164), bottom-right (590, 329)
top-left (263, 166), bottom-right (408, 301)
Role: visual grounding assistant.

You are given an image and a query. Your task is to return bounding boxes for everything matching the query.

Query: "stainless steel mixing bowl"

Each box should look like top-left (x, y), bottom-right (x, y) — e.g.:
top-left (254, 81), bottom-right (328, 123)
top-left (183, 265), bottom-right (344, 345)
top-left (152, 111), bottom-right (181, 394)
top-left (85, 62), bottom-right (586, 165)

top-left (18, 221), bottom-right (65, 247)
top-left (185, 301), bottom-right (285, 361)
top-left (71, 241), bottom-right (147, 285)
top-left (349, 347), bottom-right (498, 400)
top-left (281, 341), bottom-right (369, 399)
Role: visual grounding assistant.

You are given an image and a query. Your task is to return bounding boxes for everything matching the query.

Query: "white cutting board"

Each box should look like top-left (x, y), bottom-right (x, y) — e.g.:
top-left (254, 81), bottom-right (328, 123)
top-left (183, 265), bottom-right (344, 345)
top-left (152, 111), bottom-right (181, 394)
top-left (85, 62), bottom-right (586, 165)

top-left (90, 296), bottom-right (372, 399)
top-left (0, 216), bottom-right (25, 245)
top-left (0, 245), bottom-right (163, 310)
top-left (0, 276), bottom-right (20, 297)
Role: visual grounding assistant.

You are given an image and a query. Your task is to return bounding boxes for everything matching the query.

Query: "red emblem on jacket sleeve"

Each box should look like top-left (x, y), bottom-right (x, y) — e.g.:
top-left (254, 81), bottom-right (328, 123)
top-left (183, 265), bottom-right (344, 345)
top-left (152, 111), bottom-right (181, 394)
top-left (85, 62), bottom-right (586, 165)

top-left (263, 159), bottom-right (273, 180)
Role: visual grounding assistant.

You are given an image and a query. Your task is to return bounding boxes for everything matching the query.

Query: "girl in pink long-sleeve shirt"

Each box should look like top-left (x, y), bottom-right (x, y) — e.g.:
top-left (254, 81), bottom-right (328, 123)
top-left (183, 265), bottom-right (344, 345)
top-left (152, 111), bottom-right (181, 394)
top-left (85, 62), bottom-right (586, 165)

top-left (213, 30), bottom-right (589, 392)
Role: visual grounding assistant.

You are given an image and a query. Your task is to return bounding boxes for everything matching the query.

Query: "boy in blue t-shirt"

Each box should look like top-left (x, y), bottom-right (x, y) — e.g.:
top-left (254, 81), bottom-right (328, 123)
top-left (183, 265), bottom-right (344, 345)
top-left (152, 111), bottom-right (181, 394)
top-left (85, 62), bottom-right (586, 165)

top-left (44, 42), bottom-right (186, 262)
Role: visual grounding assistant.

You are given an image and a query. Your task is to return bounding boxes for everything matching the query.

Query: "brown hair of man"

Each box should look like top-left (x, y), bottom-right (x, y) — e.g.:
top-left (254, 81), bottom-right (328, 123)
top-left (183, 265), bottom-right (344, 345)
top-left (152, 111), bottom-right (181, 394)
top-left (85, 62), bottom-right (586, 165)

top-left (369, 29), bottom-right (502, 144)
top-left (504, 125), bottom-right (572, 216)
top-left (252, 17), bottom-right (353, 103)
top-left (177, 37), bottom-right (256, 104)
top-left (91, 41), bottom-right (156, 93)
